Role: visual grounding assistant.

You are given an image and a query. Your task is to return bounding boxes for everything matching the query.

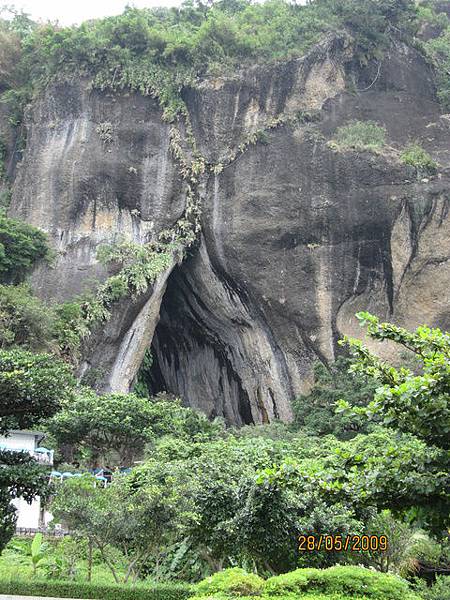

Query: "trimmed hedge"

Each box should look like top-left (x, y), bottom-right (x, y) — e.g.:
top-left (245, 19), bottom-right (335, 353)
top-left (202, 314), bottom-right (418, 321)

top-left (264, 566), bottom-right (420, 600)
top-left (190, 594), bottom-right (356, 600)
top-left (195, 567), bottom-right (264, 597)
top-left (0, 578), bottom-right (193, 600)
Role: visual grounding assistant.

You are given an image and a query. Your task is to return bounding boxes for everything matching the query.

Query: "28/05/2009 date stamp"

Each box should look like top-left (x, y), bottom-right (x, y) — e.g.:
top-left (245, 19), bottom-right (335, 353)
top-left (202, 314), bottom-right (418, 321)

top-left (298, 535), bottom-right (388, 552)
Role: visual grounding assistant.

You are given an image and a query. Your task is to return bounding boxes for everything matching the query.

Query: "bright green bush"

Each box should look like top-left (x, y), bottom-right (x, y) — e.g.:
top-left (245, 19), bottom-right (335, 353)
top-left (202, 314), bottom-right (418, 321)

top-left (329, 121), bottom-right (387, 152)
top-left (264, 566), bottom-right (420, 599)
top-left (400, 143), bottom-right (437, 174)
top-left (195, 568), bottom-right (264, 597)
top-left (0, 578), bottom-right (193, 600)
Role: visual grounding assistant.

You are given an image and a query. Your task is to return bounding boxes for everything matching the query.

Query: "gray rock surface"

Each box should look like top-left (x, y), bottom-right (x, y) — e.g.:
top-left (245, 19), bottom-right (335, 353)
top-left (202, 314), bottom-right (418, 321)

top-left (6, 37), bottom-right (450, 424)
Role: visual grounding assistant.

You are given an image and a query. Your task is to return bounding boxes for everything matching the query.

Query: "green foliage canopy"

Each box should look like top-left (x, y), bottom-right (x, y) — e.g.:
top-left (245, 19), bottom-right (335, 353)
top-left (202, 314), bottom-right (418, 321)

top-left (0, 283), bottom-right (54, 350)
top-left (0, 214), bottom-right (51, 284)
top-left (51, 473), bottom-right (180, 584)
top-left (291, 356), bottom-right (377, 439)
top-left (339, 312), bottom-right (450, 450)
top-left (0, 347), bottom-right (73, 554)
top-left (0, 0), bottom-right (420, 120)
top-left (47, 392), bottom-right (223, 468)
top-left (0, 348), bottom-right (75, 434)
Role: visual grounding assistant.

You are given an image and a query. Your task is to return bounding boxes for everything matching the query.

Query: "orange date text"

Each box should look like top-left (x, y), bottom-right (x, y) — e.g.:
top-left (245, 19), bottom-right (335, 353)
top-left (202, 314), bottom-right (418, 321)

top-left (298, 535), bottom-right (388, 552)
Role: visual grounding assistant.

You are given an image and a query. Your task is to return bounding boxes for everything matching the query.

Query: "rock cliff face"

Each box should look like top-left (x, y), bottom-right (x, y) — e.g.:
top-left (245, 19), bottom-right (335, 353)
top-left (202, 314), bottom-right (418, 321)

top-left (6, 35), bottom-right (450, 424)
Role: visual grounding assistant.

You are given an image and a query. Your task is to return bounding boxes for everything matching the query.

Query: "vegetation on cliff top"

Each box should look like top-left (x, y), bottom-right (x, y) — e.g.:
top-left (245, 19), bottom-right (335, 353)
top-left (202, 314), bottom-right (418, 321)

top-left (0, 0), bottom-right (420, 121)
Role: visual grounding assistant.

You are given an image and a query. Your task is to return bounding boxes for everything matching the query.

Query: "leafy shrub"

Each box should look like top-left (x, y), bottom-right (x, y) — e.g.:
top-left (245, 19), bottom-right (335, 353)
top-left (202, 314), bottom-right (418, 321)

top-left (413, 575), bottom-right (450, 600)
top-left (264, 566), bottom-right (419, 599)
top-left (0, 213), bottom-right (51, 284)
top-left (425, 27), bottom-right (450, 109)
top-left (354, 510), bottom-right (422, 575)
top-left (416, 4), bottom-right (449, 31)
top-left (0, 578), bottom-right (193, 600)
top-left (291, 357), bottom-right (376, 439)
top-left (400, 143), bottom-right (437, 174)
top-left (0, 283), bottom-right (54, 349)
top-left (0, 348), bottom-right (75, 433)
top-left (195, 568), bottom-right (264, 597)
top-left (190, 593), bottom-right (352, 600)
top-left (329, 121), bottom-right (387, 152)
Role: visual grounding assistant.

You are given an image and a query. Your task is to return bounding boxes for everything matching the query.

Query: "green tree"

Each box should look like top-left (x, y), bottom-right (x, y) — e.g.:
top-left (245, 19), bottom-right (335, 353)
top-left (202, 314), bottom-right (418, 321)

top-left (0, 449), bottom-right (52, 553)
top-left (291, 356), bottom-right (376, 439)
top-left (339, 312), bottom-right (450, 450)
top-left (0, 348), bottom-right (75, 553)
top-left (47, 391), bottom-right (155, 467)
top-left (51, 473), bottom-right (180, 583)
top-left (47, 391), bottom-right (223, 467)
top-left (0, 349), bottom-right (74, 434)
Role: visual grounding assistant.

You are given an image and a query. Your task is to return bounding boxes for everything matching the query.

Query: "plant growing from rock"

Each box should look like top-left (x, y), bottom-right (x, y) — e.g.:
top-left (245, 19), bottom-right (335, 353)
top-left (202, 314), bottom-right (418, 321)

top-left (400, 142), bottom-right (437, 175)
top-left (328, 120), bottom-right (387, 152)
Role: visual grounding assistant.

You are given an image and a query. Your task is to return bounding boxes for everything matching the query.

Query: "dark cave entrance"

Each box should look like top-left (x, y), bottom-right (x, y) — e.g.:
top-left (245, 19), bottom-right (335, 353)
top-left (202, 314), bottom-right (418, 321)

top-left (136, 265), bottom-right (255, 425)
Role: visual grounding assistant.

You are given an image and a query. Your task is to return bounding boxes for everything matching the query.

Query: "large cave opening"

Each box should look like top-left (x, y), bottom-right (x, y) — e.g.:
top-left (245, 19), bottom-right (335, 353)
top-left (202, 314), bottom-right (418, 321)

top-left (137, 264), bottom-right (255, 426)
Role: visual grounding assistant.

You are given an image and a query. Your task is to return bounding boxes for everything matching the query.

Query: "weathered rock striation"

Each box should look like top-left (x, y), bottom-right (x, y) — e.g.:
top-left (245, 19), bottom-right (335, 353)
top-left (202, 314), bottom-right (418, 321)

top-left (6, 35), bottom-right (450, 424)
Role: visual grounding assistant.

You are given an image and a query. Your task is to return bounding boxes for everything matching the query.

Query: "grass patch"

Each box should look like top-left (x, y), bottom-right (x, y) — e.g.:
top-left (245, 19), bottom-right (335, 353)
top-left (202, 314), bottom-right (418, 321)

top-left (328, 121), bottom-right (387, 152)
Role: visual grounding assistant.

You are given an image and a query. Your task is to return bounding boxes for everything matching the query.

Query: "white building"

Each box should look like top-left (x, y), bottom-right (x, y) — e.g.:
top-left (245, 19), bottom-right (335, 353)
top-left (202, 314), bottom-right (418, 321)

top-left (0, 430), bottom-right (54, 530)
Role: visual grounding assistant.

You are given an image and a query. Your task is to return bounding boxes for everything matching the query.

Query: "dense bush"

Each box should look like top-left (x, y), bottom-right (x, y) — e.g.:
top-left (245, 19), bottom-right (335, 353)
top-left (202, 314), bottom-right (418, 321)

top-left (195, 568), bottom-right (264, 597)
top-left (0, 579), bottom-right (193, 600)
top-left (0, 213), bottom-right (51, 284)
top-left (414, 575), bottom-right (450, 600)
top-left (264, 566), bottom-right (419, 599)
top-left (291, 357), bottom-right (376, 438)
top-left (0, 283), bottom-right (54, 350)
top-left (400, 143), bottom-right (437, 174)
